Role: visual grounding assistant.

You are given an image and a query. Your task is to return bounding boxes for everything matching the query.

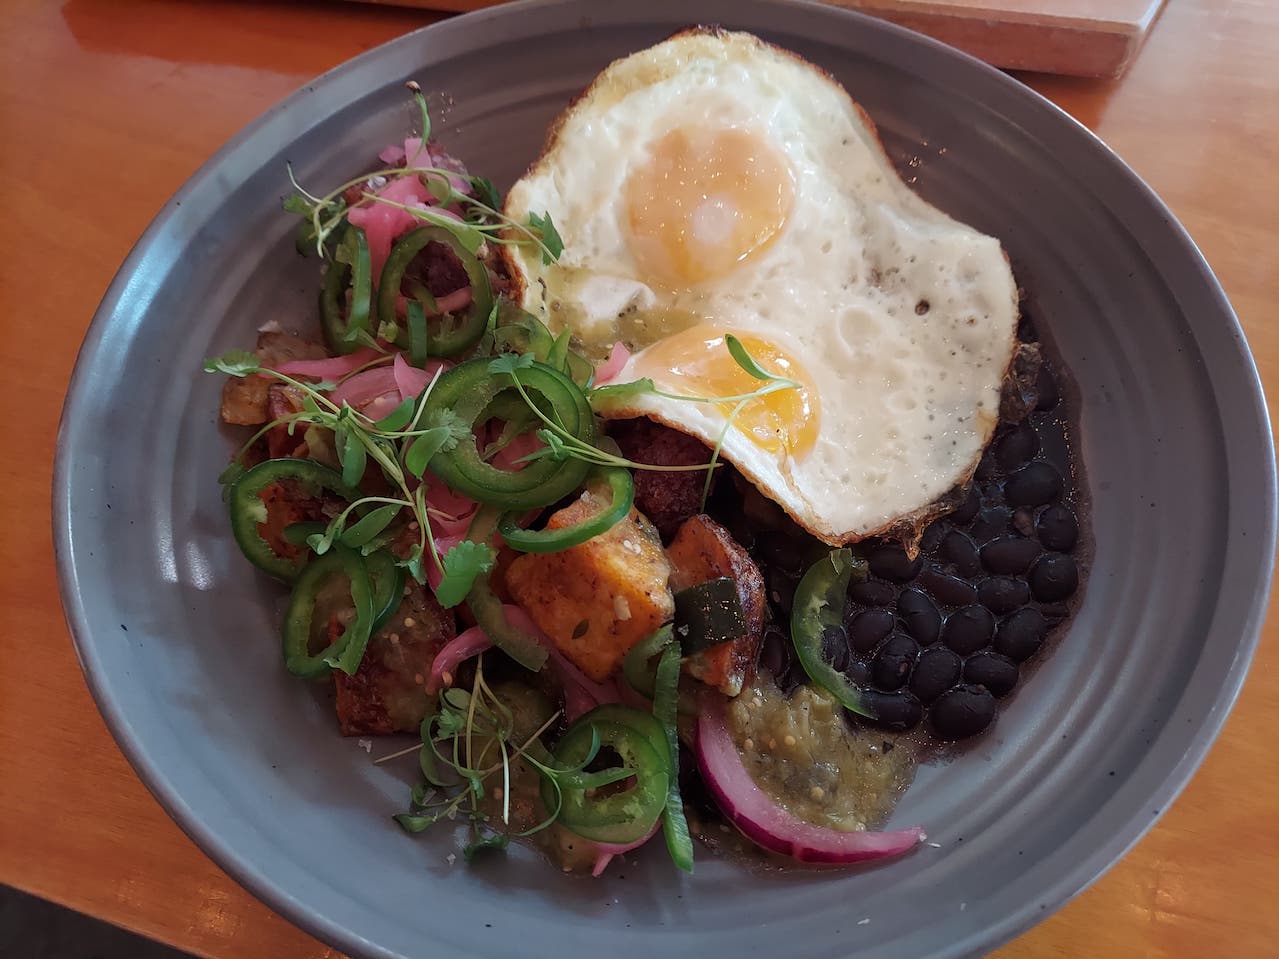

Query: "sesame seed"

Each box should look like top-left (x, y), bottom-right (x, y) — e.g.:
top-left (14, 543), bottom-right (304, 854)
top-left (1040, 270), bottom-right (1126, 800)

top-left (783, 735), bottom-right (796, 747)
top-left (414, 673), bottom-right (425, 685)
top-left (767, 738), bottom-right (777, 750)
top-left (441, 671), bottom-right (453, 687)
top-left (743, 738), bottom-right (754, 750)
top-left (810, 786), bottom-right (825, 800)
top-left (404, 616), bottom-right (416, 628)
top-left (409, 521), bottom-right (420, 531)
top-left (493, 788), bottom-right (504, 800)
top-left (403, 584), bottom-right (411, 596)
top-left (389, 633), bottom-right (401, 644)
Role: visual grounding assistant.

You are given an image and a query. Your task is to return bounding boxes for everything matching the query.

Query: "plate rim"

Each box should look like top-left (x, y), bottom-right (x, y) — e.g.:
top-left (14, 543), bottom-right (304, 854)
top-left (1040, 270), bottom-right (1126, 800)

top-left (52, 1), bottom-right (1277, 957)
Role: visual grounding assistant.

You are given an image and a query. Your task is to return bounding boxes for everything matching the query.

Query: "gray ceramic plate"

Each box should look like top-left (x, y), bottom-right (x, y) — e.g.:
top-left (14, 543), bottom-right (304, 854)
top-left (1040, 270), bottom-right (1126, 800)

top-left (54, 1), bottom-right (1275, 957)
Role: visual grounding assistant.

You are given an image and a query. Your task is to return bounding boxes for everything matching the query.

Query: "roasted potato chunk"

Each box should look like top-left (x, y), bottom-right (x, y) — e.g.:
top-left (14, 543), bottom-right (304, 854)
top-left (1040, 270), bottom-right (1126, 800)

top-left (334, 582), bottom-right (455, 736)
top-left (504, 487), bottom-right (674, 682)
top-left (667, 514), bottom-right (766, 697)
top-left (220, 331), bottom-right (327, 426)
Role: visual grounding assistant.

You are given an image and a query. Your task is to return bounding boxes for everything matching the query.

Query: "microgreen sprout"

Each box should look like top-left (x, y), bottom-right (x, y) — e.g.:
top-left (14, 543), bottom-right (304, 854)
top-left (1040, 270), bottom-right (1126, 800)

top-left (282, 82), bottom-right (562, 266)
top-left (498, 334), bottom-right (804, 507)
top-left (392, 654), bottom-right (614, 857)
top-left (204, 352), bottom-right (459, 578)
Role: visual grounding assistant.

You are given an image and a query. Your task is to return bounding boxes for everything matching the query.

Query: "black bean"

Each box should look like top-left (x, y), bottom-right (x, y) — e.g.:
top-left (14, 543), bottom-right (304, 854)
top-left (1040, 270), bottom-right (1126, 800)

top-left (757, 625), bottom-right (791, 678)
top-left (978, 576), bottom-right (1031, 614)
top-left (951, 486), bottom-right (981, 525)
top-left (981, 536), bottom-right (1042, 575)
top-left (846, 607), bottom-right (895, 653)
top-left (1004, 462), bottom-right (1063, 508)
top-left (767, 568), bottom-right (799, 614)
top-left (844, 658), bottom-right (871, 686)
top-left (1040, 601), bottom-right (1072, 622)
top-left (996, 423), bottom-right (1040, 471)
top-left (941, 530), bottom-right (981, 578)
top-left (779, 661), bottom-right (808, 695)
top-left (849, 578), bottom-right (896, 607)
top-left (974, 450), bottom-right (1000, 482)
top-left (1029, 553), bottom-right (1079, 601)
top-left (872, 633), bottom-right (919, 691)
top-left (919, 520), bottom-right (948, 555)
top-left (867, 543), bottom-right (923, 583)
top-left (942, 604), bottom-right (995, 655)
top-left (1012, 507), bottom-right (1036, 538)
top-left (964, 651), bottom-right (1020, 698)
top-left (855, 690), bottom-right (923, 732)
top-left (910, 646), bottom-right (962, 704)
top-left (1036, 504), bottom-right (1079, 552)
top-left (919, 568), bottom-right (978, 607)
top-left (931, 684), bottom-right (997, 740)
top-left (1035, 363), bottom-right (1060, 411)
top-left (994, 608), bottom-right (1048, 662)
top-left (897, 587), bottom-right (942, 645)
top-left (821, 625), bottom-right (851, 673)
top-left (970, 507), bottom-right (1013, 543)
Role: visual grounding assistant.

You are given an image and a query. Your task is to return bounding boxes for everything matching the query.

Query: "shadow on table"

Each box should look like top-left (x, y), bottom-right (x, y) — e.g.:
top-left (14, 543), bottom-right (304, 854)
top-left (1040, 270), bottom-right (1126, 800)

top-left (0, 885), bottom-right (192, 959)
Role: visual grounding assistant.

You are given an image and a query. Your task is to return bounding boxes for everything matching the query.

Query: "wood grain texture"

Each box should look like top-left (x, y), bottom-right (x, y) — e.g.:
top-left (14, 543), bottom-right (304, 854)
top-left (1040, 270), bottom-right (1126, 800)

top-left (1, 0), bottom-right (1275, 957)
top-left (359, 0), bottom-right (1168, 76)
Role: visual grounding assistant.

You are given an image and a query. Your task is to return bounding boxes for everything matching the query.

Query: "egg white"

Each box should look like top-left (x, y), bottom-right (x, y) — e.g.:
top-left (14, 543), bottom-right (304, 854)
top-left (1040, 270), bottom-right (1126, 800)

top-left (503, 29), bottom-right (1020, 544)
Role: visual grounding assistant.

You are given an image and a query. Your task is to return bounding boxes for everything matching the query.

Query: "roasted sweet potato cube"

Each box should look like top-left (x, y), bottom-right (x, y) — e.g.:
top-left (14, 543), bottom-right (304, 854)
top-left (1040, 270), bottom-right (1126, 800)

top-left (667, 514), bottom-right (766, 697)
top-left (334, 582), bottom-right (455, 736)
top-left (504, 489), bottom-right (674, 682)
top-left (220, 330), bottom-right (327, 426)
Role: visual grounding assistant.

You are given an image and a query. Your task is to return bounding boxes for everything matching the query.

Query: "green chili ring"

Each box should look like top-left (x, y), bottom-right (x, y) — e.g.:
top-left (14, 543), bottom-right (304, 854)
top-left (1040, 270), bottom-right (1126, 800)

top-left (228, 459), bottom-right (360, 582)
top-left (377, 227), bottom-right (493, 358)
top-left (319, 226), bottom-right (373, 355)
top-left (791, 548), bottom-right (876, 719)
top-left (498, 467), bottom-right (634, 554)
top-left (424, 357), bottom-right (595, 510)
top-left (281, 546), bottom-right (376, 679)
top-left (542, 709), bottom-right (671, 845)
top-left (364, 548), bottom-right (407, 634)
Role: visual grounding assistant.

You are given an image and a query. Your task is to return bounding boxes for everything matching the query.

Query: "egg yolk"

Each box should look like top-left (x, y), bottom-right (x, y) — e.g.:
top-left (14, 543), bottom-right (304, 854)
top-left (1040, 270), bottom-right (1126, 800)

top-left (624, 127), bottom-right (794, 288)
top-left (634, 326), bottom-right (819, 458)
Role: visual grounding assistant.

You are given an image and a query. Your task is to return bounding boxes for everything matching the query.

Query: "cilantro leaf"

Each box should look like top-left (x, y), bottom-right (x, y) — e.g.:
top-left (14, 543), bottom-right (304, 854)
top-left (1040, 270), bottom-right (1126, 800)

top-left (471, 176), bottom-right (503, 210)
top-left (488, 352), bottom-right (536, 376)
top-left (527, 211), bottom-right (563, 264)
top-left (422, 408), bottom-right (470, 451)
top-left (434, 541), bottom-right (496, 608)
top-left (203, 350), bottom-right (261, 377)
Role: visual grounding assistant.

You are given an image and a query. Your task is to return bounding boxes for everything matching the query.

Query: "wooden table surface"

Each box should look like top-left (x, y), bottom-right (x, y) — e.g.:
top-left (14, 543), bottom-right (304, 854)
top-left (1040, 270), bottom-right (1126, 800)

top-left (2, 0), bottom-right (1276, 956)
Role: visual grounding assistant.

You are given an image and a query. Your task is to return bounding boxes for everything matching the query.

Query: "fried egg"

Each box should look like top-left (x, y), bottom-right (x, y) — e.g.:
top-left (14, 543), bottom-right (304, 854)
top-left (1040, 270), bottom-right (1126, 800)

top-left (502, 28), bottom-right (1019, 545)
